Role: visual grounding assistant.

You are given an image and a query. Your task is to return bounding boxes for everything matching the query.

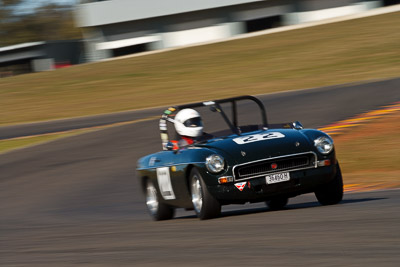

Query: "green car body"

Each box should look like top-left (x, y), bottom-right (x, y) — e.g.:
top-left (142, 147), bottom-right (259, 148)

top-left (136, 96), bottom-right (343, 220)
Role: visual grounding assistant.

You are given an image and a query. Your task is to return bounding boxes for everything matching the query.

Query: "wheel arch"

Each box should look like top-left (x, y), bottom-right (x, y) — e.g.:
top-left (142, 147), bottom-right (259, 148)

top-left (185, 164), bottom-right (195, 192)
top-left (139, 175), bottom-right (150, 194)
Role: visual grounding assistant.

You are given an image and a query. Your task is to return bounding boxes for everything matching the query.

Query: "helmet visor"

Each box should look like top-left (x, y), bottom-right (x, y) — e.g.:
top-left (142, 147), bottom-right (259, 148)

top-left (183, 117), bottom-right (203, 127)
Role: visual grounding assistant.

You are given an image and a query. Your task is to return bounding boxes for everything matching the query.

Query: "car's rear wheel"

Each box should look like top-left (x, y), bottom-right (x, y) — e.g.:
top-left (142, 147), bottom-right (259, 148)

top-left (190, 168), bottom-right (221, 220)
top-left (145, 179), bottom-right (175, 221)
top-left (314, 163), bottom-right (344, 205)
top-left (266, 197), bottom-right (288, 210)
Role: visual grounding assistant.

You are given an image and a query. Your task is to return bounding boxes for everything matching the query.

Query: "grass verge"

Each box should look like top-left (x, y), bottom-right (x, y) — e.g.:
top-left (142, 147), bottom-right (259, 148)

top-left (335, 112), bottom-right (400, 190)
top-left (0, 129), bottom-right (91, 154)
top-left (1, 12), bottom-right (399, 125)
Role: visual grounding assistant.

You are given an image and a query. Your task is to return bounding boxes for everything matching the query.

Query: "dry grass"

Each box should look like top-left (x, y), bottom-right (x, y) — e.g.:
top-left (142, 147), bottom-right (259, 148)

top-left (335, 112), bottom-right (400, 188)
top-left (0, 129), bottom-right (92, 154)
top-left (1, 12), bottom-right (399, 125)
top-left (0, 133), bottom-right (69, 154)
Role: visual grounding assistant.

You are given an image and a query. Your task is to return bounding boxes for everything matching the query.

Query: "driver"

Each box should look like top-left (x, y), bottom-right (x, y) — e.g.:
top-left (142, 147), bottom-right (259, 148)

top-left (173, 108), bottom-right (203, 149)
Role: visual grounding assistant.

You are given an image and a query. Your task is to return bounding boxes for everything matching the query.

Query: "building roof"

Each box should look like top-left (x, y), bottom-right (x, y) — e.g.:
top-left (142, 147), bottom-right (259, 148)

top-left (0, 41), bottom-right (45, 53)
top-left (76, 0), bottom-right (265, 27)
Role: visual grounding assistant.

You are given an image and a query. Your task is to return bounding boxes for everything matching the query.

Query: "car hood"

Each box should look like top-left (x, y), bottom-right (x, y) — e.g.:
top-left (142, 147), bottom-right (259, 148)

top-left (197, 129), bottom-right (315, 164)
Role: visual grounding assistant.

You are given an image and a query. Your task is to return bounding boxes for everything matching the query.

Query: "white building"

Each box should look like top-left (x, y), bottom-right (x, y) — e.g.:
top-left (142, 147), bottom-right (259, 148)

top-left (75, 0), bottom-right (383, 62)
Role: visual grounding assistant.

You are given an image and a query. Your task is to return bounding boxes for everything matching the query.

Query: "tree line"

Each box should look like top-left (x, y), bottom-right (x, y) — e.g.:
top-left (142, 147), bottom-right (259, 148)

top-left (0, 0), bottom-right (82, 47)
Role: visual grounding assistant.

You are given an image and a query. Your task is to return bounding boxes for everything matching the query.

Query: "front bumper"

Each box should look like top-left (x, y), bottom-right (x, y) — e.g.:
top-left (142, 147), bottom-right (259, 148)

top-left (207, 164), bottom-right (336, 204)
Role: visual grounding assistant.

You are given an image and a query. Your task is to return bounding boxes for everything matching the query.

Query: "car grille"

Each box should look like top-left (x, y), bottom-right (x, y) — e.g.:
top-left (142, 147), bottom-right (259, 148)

top-left (233, 152), bottom-right (316, 181)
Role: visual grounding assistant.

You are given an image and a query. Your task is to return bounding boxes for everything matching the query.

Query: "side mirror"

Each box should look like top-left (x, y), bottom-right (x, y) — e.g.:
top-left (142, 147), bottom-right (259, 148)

top-left (292, 121), bottom-right (304, 130)
top-left (165, 142), bottom-right (174, 151)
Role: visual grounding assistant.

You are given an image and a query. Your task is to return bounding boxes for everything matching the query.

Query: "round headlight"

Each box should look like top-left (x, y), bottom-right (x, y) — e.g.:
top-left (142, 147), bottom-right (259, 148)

top-left (314, 136), bottom-right (334, 155)
top-left (205, 154), bottom-right (225, 173)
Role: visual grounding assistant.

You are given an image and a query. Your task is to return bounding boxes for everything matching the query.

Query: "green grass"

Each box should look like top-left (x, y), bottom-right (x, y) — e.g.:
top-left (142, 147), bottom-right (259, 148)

top-left (1, 12), bottom-right (399, 125)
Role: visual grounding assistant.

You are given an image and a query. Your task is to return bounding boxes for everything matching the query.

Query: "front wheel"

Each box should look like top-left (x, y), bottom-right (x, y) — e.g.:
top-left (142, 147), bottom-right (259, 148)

top-left (314, 163), bottom-right (344, 205)
top-left (145, 179), bottom-right (175, 221)
top-left (190, 168), bottom-right (221, 220)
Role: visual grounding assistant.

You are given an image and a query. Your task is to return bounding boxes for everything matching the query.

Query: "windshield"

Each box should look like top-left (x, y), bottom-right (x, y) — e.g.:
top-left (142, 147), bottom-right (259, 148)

top-left (161, 96), bottom-right (277, 149)
top-left (193, 99), bottom-right (265, 139)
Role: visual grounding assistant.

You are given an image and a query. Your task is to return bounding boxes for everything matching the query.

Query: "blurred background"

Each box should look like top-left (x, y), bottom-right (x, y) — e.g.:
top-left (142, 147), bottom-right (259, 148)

top-left (1, 0), bottom-right (400, 76)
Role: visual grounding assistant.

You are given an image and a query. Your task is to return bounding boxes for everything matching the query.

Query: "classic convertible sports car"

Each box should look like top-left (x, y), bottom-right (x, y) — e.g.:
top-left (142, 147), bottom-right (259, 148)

top-left (136, 96), bottom-right (343, 220)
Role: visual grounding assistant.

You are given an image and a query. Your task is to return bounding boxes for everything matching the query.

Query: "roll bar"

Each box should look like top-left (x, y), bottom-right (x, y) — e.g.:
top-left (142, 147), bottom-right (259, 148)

top-left (159, 95), bottom-right (268, 150)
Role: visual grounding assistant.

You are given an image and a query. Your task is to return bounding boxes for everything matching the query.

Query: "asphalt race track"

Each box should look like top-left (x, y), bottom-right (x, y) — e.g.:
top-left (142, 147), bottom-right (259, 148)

top-left (1, 78), bottom-right (399, 266)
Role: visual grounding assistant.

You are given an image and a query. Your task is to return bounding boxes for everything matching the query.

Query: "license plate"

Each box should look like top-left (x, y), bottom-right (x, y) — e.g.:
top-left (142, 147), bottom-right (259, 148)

top-left (266, 172), bottom-right (290, 184)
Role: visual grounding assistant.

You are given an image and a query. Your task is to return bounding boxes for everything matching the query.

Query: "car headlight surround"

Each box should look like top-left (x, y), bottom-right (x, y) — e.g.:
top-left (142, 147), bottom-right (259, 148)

top-left (314, 136), bottom-right (334, 155)
top-left (205, 154), bottom-right (225, 173)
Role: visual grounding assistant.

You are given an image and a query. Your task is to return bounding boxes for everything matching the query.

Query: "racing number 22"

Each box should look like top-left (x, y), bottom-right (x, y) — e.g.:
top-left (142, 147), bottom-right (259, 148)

top-left (233, 132), bottom-right (285, 145)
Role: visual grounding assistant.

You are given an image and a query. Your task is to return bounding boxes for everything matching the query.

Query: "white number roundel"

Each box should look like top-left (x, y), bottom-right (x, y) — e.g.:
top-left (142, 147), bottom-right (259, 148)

top-left (233, 132), bottom-right (285, 145)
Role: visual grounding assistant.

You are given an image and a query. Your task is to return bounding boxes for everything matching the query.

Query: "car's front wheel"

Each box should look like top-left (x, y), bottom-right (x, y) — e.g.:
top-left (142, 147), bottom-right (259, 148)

top-left (145, 179), bottom-right (175, 221)
top-left (190, 168), bottom-right (221, 220)
top-left (314, 163), bottom-right (344, 205)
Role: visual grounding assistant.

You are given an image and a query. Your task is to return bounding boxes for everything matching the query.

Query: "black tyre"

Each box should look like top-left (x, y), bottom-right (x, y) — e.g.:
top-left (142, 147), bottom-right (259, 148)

top-left (190, 168), bottom-right (221, 220)
top-left (315, 163), bottom-right (344, 205)
top-left (145, 179), bottom-right (175, 221)
top-left (266, 197), bottom-right (288, 210)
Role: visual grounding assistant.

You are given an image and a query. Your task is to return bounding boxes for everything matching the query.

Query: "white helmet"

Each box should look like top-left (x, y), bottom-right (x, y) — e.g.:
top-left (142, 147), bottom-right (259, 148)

top-left (174, 108), bottom-right (203, 137)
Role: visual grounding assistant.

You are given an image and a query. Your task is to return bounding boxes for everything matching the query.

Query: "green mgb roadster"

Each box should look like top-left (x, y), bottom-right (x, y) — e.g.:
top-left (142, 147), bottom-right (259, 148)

top-left (136, 96), bottom-right (343, 220)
